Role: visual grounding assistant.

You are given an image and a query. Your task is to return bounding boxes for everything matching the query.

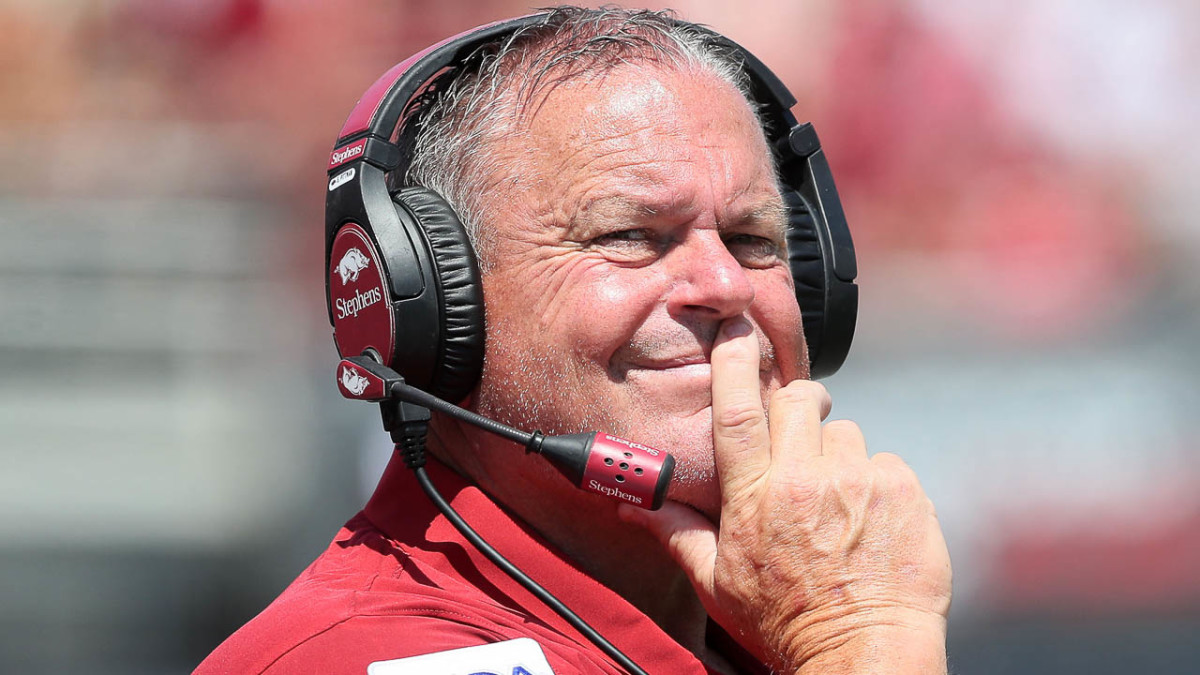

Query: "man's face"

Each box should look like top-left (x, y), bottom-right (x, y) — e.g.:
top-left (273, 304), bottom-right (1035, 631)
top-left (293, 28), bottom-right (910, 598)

top-left (473, 63), bottom-right (807, 516)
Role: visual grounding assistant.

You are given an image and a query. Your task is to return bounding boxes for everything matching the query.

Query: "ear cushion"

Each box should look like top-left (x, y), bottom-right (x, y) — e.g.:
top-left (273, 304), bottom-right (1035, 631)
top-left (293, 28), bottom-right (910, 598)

top-left (783, 189), bottom-right (828, 368)
top-left (392, 186), bottom-right (485, 403)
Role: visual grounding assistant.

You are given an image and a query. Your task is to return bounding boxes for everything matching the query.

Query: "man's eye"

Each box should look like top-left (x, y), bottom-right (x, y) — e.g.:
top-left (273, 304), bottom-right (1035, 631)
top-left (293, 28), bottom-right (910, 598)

top-left (593, 229), bottom-right (652, 244)
top-left (585, 229), bottom-right (663, 264)
top-left (725, 234), bottom-right (784, 267)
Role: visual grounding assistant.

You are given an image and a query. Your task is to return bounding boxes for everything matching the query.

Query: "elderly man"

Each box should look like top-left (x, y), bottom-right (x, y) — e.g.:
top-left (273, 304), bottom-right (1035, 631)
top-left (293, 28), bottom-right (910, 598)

top-left (198, 7), bottom-right (950, 674)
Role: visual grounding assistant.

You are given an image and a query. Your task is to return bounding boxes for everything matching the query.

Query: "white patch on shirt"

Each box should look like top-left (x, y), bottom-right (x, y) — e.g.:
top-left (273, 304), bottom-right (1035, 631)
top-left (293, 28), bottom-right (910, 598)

top-left (367, 638), bottom-right (556, 675)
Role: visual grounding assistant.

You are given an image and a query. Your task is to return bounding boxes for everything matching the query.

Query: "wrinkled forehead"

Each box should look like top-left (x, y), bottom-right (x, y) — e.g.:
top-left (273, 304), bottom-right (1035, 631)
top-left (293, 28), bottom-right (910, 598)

top-left (508, 56), bottom-right (765, 143)
top-left (507, 62), bottom-right (777, 201)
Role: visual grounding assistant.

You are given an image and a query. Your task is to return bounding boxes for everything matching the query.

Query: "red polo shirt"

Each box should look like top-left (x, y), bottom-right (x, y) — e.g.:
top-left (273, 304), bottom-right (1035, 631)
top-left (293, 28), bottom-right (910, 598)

top-left (196, 454), bottom-right (765, 674)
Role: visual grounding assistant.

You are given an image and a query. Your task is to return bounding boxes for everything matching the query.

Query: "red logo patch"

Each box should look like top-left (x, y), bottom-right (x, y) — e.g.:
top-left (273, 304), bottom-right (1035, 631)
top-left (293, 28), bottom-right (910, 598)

top-left (328, 138), bottom-right (367, 170)
top-left (328, 223), bottom-right (394, 365)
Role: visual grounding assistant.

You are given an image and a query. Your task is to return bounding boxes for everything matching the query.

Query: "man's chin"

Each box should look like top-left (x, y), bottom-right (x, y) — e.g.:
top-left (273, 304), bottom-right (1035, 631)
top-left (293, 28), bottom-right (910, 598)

top-left (612, 409), bottom-right (721, 516)
top-left (661, 460), bottom-right (722, 522)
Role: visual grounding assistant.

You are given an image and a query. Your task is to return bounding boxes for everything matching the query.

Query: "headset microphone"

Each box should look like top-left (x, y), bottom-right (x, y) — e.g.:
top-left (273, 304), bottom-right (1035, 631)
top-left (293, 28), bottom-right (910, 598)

top-left (336, 355), bottom-right (675, 510)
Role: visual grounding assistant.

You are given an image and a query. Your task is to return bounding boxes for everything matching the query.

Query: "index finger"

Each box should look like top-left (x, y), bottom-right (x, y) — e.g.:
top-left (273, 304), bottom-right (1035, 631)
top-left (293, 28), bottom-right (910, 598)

top-left (711, 317), bottom-right (771, 493)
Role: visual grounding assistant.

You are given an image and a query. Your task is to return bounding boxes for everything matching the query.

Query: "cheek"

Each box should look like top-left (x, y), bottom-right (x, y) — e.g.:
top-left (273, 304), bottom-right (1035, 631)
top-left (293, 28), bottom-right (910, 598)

top-left (751, 270), bottom-right (808, 381)
top-left (557, 268), bottom-right (665, 366)
top-left (485, 258), bottom-right (664, 368)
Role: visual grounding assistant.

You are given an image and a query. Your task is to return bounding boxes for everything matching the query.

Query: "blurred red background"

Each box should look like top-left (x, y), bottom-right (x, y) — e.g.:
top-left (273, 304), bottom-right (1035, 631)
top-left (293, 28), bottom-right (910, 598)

top-left (2, 1), bottom-right (1197, 673)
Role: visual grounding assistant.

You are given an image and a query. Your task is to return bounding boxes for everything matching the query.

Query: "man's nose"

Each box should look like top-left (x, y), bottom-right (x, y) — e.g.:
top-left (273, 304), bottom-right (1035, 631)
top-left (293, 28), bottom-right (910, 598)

top-left (664, 230), bottom-right (756, 320)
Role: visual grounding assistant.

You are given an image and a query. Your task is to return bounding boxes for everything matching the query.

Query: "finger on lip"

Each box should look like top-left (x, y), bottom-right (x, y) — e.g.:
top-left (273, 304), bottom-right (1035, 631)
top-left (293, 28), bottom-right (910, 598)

top-left (713, 317), bottom-right (758, 373)
top-left (721, 317), bottom-right (753, 339)
top-left (710, 316), bottom-right (771, 485)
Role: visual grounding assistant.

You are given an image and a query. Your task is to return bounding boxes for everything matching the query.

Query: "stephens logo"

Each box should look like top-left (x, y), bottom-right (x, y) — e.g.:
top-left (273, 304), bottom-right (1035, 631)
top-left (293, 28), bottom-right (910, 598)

top-left (602, 434), bottom-right (660, 456)
top-left (588, 479), bottom-right (643, 505)
top-left (341, 365), bottom-right (370, 396)
top-left (328, 167), bottom-right (355, 192)
top-left (328, 140), bottom-right (366, 168)
top-left (337, 247), bottom-right (371, 285)
top-left (335, 286), bottom-right (383, 319)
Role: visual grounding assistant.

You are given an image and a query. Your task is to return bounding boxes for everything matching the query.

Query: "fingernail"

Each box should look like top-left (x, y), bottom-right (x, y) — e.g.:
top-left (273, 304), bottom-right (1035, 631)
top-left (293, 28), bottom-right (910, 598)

top-left (723, 318), bottom-right (751, 338)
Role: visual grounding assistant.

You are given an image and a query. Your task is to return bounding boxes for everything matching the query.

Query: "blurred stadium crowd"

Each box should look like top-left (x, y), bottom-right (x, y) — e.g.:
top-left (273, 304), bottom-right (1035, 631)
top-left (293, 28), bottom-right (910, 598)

top-left (1, 0), bottom-right (1197, 673)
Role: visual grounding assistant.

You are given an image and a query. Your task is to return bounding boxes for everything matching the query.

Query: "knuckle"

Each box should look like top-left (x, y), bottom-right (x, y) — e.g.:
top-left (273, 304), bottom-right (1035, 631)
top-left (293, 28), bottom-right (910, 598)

top-left (715, 397), bottom-right (764, 432)
top-left (871, 451), bottom-right (907, 469)
top-left (823, 419), bottom-right (861, 436)
top-left (871, 452), bottom-right (925, 494)
top-left (828, 464), bottom-right (874, 499)
top-left (771, 380), bottom-right (829, 407)
top-left (822, 420), bottom-right (867, 456)
top-left (788, 379), bottom-right (829, 398)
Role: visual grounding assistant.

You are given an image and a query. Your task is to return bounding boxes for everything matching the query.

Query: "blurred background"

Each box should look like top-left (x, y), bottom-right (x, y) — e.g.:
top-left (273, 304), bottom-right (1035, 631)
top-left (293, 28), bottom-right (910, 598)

top-left (2, 0), bottom-right (1198, 672)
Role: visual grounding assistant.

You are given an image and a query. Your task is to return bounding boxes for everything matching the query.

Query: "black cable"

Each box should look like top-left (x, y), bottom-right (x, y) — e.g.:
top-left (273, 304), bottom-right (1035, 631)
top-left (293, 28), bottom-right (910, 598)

top-left (385, 390), bottom-right (647, 673)
top-left (391, 382), bottom-right (531, 446)
top-left (412, 465), bottom-right (649, 675)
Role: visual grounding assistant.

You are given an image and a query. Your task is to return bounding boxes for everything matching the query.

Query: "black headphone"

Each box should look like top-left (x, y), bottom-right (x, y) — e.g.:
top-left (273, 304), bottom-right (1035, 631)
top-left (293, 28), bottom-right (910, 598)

top-left (324, 13), bottom-right (858, 405)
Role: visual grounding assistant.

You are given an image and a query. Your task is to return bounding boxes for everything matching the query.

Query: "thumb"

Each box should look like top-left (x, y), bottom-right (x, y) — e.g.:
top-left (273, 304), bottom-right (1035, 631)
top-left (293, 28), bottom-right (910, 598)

top-left (619, 502), bottom-right (718, 597)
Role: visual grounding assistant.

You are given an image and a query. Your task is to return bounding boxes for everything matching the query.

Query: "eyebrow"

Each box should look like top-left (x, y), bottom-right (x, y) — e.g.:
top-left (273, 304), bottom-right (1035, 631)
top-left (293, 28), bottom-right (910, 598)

top-left (564, 194), bottom-right (676, 239)
top-left (573, 193), bottom-right (788, 238)
top-left (739, 200), bottom-right (789, 239)
top-left (579, 195), bottom-right (675, 220)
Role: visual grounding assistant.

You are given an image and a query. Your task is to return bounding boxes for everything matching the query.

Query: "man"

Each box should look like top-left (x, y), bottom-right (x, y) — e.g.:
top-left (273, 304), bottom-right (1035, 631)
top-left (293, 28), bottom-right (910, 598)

top-left (198, 7), bottom-right (951, 674)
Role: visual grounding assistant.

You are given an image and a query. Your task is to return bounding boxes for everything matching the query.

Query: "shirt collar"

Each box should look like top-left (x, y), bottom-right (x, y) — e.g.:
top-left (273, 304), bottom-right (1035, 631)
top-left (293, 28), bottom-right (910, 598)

top-left (363, 451), bottom-right (767, 673)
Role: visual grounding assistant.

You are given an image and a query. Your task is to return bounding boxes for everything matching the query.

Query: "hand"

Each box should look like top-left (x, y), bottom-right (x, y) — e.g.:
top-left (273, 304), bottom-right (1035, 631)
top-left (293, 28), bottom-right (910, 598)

top-left (620, 318), bottom-right (952, 673)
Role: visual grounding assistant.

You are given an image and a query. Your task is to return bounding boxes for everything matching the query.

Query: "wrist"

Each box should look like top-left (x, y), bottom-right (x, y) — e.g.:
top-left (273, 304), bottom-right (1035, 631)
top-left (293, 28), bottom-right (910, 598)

top-left (782, 610), bottom-right (947, 675)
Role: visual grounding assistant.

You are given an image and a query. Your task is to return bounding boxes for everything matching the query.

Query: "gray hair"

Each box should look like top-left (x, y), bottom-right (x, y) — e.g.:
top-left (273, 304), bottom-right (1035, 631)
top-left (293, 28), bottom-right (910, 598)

top-left (403, 6), bottom-right (759, 269)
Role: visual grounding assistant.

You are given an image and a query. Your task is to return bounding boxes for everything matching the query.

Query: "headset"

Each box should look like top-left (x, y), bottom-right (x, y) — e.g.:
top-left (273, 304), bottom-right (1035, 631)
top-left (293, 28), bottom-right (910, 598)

top-left (321, 12), bottom-right (859, 673)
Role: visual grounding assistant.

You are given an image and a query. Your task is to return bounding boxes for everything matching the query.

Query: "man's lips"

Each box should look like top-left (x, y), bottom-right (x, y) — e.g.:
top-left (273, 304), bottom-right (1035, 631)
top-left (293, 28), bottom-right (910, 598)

top-left (620, 355), bottom-right (714, 393)
top-left (622, 351), bottom-right (774, 377)
top-left (629, 354), bottom-right (711, 370)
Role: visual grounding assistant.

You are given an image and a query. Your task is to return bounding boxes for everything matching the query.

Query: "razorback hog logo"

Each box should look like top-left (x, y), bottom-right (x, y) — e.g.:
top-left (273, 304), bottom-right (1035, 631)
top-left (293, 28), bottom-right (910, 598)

top-left (341, 366), bottom-right (370, 396)
top-left (337, 247), bottom-right (371, 285)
